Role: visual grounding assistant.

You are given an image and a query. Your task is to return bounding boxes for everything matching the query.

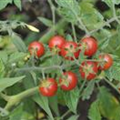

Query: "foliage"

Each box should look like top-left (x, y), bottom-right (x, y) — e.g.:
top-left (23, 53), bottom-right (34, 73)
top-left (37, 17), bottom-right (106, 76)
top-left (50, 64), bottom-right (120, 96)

top-left (0, 0), bottom-right (120, 120)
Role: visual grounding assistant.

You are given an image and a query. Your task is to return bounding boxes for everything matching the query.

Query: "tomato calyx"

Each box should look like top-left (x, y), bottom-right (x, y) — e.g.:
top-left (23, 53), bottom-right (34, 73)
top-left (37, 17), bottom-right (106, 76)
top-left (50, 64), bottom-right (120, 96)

top-left (30, 47), bottom-right (39, 57)
top-left (59, 76), bottom-right (70, 87)
top-left (82, 63), bottom-right (95, 78)
top-left (40, 79), bottom-right (53, 88)
top-left (51, 46), bottom-right (61, 54)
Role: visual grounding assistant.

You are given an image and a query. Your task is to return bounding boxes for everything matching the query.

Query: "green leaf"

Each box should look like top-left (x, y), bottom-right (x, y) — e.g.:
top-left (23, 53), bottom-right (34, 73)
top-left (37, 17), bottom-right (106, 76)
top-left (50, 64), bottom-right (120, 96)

top-left (0, 59), bottom-right (5, 78)
top-left (38, 17), bottom-right (53, 27)
top-left (0, 51), bottom-right (8, 64)
top-left (0, 0), bottom-right (12, 10)
top-left (8, 52), bottom-right (26, 64)
top-left (56, 0), bottom-right (80, 23)
top-left (80, 1), bottom-right (104, 30)
top-left (9, 104), bottom-right (23, 120)
top-left (112, 106), bottom-right (120, 120)
top-left (64, 88), bottom-right (79, 113)
top-left (82, 80), bottom-right (95, 100)
top-left (102, 0), bottom-right (120, 7)
top-left (102, 0), bottom-right (113, 8)
top-left (106, 62), bottom-right (120, 81)
top-left (67, 115), bottom-right (79, 120)
top-left (49, 96), bottom-right (60, 116)
top-left (98, 87), bottom-right (119, 119)
top-left (12, 33), bottom-right (27, 52)
top-left (88, 100), bottom-right (101, 120)
top-left (33, 94), bottom-right (54, 120)
top-left (13, 0), bottom-right (22, 10)
top-left (0, 76), bottom-right (25, 92)
top-left (66, 34), bottom-right (73, 41)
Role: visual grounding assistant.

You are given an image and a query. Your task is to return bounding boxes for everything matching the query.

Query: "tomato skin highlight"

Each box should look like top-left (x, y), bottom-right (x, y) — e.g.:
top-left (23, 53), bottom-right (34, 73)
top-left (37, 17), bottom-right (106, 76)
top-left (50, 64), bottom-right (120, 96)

top-left (28, 41), bottom-right (45, 58)
top-left (81, 37), bottom-right (98, 56)
top-left (79, 61), bottom-right (98, 80)
top-left (98, 54), bottom-right (113, 70)
top-left (61, 41), bottom-right (79, 60)
top-left (49, 35), bottom-right (66, 53)
top-left (39, 78), bottom-right (58, 97)
top-left (59, 71), bottom-right (78, 91)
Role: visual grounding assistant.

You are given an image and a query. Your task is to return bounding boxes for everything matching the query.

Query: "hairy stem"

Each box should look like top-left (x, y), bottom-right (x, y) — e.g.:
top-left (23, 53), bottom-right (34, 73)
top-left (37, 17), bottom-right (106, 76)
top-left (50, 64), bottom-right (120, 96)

top-left (4, 87), bottom-right (38, 111)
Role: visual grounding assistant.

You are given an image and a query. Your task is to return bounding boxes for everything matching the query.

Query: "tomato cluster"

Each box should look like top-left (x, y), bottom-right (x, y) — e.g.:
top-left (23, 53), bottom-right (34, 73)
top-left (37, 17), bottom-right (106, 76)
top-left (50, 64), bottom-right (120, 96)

top-left (38, 71), bottom-right (77, 97)
top-left (28, 35), bottom-right (113, 97)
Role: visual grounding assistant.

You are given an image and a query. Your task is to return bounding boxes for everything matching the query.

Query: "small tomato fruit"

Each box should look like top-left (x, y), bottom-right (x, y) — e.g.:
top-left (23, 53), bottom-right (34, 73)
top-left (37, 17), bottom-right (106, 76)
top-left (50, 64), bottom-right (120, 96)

top-left (59, 71), bottom-right (78, 91)
top-left (49, 35), bottom-right (66, 54)
top-left (61, 41), bottom-right (79, 60)
top-left (39, 78), bottom-right (58, 97)
top-left (81, 37), bottom-right (98, 56)
top-left (98, 54), bottom-right (113, 70)
top-left (79, 61), bottom-right (98, 80)
top-left (28, 41), bottom-right (45, 58)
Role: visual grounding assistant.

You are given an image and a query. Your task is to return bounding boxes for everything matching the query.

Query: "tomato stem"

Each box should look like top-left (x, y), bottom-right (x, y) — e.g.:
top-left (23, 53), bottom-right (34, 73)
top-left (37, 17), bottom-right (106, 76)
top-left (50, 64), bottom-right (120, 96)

top-left (71, 23), bottom-right (77, 43)
top-left (4, 86), bottom-right (38, 111)
top-left (0, 93), bottom-right (11, 101)
top-left (61, 110), bottom-right (71, 119)
top-left (48, 0), bottom-right (56, 25)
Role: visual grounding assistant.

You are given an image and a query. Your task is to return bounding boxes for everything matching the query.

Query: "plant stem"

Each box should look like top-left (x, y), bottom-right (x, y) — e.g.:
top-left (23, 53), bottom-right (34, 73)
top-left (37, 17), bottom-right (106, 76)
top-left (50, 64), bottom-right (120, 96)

top-left (79, 79), bottom-right (87, 95)
top-left (71, 23), bottom-right (77, 43)
top-left (104, 78), bottom-right (120, 94)
top-left (4, 86), bottom-right (38, 111)
top-left (112, 1), bottom-right (120, 24)
top-left (48, 0), bottom-right (56, 25)
top-left (0, 93), bottom-right (10, 101)
top-left (90, 16), bottom-right (120, 35)
top-left (15, 63), bottom-right (76, 72)
top-left (77, 17), bottom-right (90, 35)
top-left (61, 110), bottom-right (71, 119)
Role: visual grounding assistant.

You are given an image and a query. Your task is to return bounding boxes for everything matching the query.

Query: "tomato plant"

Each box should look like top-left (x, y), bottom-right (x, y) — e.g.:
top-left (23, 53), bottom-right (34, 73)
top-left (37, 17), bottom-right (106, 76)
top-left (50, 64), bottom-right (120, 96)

top-left (59, 71), bottom-right (78, 91)
top-left (0, 0), bottom-right (120, 120)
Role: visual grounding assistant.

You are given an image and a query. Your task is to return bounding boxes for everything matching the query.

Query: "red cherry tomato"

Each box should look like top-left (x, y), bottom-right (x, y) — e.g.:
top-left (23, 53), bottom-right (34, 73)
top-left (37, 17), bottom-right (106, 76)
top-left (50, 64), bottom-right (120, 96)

top-left (98, 54), bottom-right (113, 70)
top-left (59, 71), bottom-right (78, 91)
top-left (79, 61), bottom-right (98, 80)
top-left (61, 41), bottom-right (79, 60)
top-left (39, 78), bottom-right (58, 97)
top-left (81, 37), bottom-right (98, 56)
top-left (28, 41), bottom-right (45, 58)
top-left (49, 35), bottom-right (66, 54)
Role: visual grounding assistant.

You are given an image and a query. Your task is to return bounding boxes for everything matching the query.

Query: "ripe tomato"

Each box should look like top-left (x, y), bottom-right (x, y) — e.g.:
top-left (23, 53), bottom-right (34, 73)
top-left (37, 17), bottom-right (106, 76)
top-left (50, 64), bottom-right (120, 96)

top-left (59, 71), bottom-right (78, 91)
top-left (61, 41), bottom-right (79, 60)
top-left (79, 61), bottom-right (98, 80)
top-left (98, 54), bottom-right (113, 70)
top-left (28, 41), bottom-right (45, 58)
top-left (81, 37), bottom-right (98, 56)
top-left (49, 35), bottom-right (66, 54)
top-left (39, 78), bottom-right (58, 97)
